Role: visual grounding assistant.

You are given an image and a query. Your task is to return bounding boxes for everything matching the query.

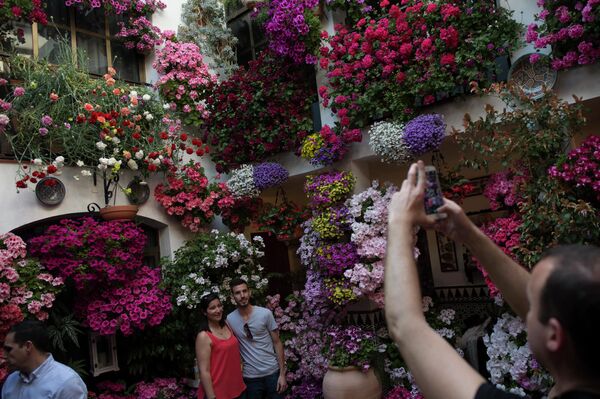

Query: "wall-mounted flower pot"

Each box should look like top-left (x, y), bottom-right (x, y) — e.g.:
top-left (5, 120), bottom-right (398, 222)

top-left (99, 205), bottom-right (139, 221)
top-left (35, 177), bottom-right (66, 206)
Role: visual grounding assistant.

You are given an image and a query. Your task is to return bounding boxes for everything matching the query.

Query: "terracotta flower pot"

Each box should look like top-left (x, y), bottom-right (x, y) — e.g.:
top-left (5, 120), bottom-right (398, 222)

top-left (99, 205), bottom-right (139, 221)
top-left (323, 366), bottom-right (381, 399)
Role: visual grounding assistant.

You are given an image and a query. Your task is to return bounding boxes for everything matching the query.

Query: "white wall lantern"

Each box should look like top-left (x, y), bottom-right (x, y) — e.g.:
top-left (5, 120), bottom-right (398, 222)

top-left (89, 333), bottom-right (119, 376)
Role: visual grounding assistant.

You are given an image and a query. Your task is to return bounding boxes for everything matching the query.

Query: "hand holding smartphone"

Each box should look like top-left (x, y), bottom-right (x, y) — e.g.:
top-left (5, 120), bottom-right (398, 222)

top-left (423, 165), bottom-right (444, 214)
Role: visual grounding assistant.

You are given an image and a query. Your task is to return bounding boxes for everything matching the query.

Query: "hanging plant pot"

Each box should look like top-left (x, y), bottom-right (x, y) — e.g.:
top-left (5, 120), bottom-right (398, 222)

top-left (99, 205), bottom-right (139, 221)
top-left (323, 366), bottom-right (381, 399)
top-left (35, 176), bottom-right (66, 206)
top-left (276, 226), bottom-right (303, 242)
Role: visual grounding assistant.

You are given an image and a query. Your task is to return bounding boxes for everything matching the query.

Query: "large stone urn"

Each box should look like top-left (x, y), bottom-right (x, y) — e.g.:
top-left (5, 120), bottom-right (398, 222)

top-left (322, 366), bottom-right (381, 399)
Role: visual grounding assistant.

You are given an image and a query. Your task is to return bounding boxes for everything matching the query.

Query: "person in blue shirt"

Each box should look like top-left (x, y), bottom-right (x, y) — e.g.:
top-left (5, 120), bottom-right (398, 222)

top-left (2, 320), bottom-right (87, 399)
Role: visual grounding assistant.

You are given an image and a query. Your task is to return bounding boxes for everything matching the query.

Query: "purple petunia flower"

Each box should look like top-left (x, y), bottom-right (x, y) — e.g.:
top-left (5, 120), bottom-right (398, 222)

top-left (253, 162), bottom-right (289, 190)
top-left (401, 114), bottom-right (446, 156)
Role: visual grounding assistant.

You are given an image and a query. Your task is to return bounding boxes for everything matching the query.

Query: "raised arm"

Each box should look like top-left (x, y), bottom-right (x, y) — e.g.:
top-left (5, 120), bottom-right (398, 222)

top-left (269, 329), bottom-right (288, 394)
top-left (195, 332), bottom-right (216, 399)
top-left (385, 161), bottom-right (486, 399)
top-left (436, 199), bottom-right (531, 319)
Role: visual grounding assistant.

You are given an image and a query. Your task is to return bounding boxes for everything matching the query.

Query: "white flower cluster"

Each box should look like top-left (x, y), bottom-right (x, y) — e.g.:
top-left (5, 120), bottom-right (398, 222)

top-left (227, 164), bottom-right (259, 198)
top-left (483, 313), bottom-right (553, 396)
top-left (165, 231), bottom-right (268, 310)
top-left (368, 121), bottom-right (411, 164)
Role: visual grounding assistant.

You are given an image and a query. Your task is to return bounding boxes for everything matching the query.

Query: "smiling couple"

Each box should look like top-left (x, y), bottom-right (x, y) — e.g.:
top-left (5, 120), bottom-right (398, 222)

top-left (195, 278), bottom-right (287, 399)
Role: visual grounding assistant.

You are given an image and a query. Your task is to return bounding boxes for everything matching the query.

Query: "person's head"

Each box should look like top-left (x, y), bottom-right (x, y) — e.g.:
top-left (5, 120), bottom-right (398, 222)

top-left (198, 293), bottom-right (225, 332)
top-left (229, 278), bottom-right (251, 308)
top-left (526, 244), bottom-right (600, 378)
top-left (3, 320), bottom-right (50, 373)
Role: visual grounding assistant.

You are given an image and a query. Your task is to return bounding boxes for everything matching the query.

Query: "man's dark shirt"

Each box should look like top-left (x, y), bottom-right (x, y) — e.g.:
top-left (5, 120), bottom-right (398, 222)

top-left (475, 383), bottom-right (600, 399)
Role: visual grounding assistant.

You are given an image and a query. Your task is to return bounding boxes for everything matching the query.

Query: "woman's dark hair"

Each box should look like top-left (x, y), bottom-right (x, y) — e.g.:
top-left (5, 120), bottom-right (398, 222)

top-left (198, 293), bottom-right (226, 333)
top-left (538, 244), bottom-right (600, 376)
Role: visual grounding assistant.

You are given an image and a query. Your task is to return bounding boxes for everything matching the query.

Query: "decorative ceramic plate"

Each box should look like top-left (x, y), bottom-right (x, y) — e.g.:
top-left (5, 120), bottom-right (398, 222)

top-left (35, 177), bottom-right (66, 206)
top-left (508, 54), bottom-right (557, 100)
top-left (127, 178), bottom-right (150, 205)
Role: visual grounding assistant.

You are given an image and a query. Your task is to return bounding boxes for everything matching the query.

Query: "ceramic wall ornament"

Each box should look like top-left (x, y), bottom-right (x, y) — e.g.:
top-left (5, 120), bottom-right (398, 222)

top-left (508, 54), bottom-right (557, 100)
top-left (127, 177), bottom-right (150, 205)
top-left (35, 176), bottom-right (66, 206)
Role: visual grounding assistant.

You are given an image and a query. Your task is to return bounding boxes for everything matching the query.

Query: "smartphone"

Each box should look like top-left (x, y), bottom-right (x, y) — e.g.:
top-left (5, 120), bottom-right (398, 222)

top-left (424, 165), bottom-right (444, 214)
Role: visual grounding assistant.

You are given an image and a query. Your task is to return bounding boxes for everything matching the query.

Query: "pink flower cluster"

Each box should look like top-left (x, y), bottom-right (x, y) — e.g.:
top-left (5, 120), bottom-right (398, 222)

top-left (385, 386), bottom-right (424, 399)
top-left (62, 0), bottom-right (166, 54)
top-left (155, 161), bottom-right (234, 232)
top-left (478, 214), bottom-right (523, 298)
top-left (29, 218), bottom-right (171, 335)
top-left (89, 377), bottom-right (194, 399)
top-left (117, 16), bottom-right (163, 54)
top-left (135, 377), bottom-right (194, 399)
top-left (483, 169), bottom-right (528, 211)
top-left (86, 267), bottom-right (171, 335)
top-left (0, 233), bottom-right (63, 322)
top-left (153, 35), bottom-right (217, 127)
top-left (1, 232), bottom-right (63, 382)
top-left (548, 134), bottom-right (600, 202)
top-left (527, 0), bottom-right (600, 70)
top-left (319, 0), bottom-right (518, 129)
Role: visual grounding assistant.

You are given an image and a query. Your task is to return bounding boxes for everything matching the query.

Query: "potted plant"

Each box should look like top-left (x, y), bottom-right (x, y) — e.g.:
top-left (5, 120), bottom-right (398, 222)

top-left (2, 47), bottom-right (197, 215)
top-left (28, 217), bottom-right (172, 336)
top-left (204, 51), bottom-right (314, 172)
top-left (322, 325), bottom-right (381, 399)
top-left (256, 200), bottom-right (308, 241)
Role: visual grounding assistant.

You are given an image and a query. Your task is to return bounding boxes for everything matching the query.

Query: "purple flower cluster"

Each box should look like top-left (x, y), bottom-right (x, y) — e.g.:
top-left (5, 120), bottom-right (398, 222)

top-left (287, 380), bottom-right (323, 399)
top-left (316, 242), bottom-right (359, 276)
top-left (264, 0), bottom-right (320, 64)
top-left (325, 325), bottom-right (377, 371)
top-left (401, 114), bottom-right (446, 156)
top-left (548, 134), bottom-right (600, 202)
top-left (253, 162), bottom-right (289, 190)
top-left (304, 170), bottom-right (355, 208)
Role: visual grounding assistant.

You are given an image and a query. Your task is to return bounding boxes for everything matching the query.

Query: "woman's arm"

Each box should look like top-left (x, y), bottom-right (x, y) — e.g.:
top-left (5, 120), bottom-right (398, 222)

top-left (196, 331), bottom-right (216, 399)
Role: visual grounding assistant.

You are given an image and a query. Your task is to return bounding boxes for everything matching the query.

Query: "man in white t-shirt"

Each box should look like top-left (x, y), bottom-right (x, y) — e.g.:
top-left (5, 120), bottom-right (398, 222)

top-left (227, 278), bottom-right (287, 399)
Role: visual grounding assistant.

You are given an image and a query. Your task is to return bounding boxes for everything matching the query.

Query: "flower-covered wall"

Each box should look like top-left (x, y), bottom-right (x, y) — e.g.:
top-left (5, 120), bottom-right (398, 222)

top-left (1, 0), bottom-right (600, 396)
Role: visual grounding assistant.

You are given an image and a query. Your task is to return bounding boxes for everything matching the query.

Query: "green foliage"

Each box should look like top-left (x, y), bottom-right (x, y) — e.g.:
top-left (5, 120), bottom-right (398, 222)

top-left (161, 231), bottom-right (268, 310)
top-left (47, 313), bottom-right (83, 353)
top-left (120, 307), bottom-right (202, 378)
top-left (454, 84), bottom-right (598, 267)
top-left (178, 0), bottom-right (239, 78)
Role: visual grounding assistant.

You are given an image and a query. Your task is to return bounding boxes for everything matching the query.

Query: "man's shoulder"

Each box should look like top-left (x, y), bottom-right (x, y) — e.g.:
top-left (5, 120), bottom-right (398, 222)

top-left (252, 306), bottom-right (272, 317)
top-left (2, 370), bottom-right (20, 387)
top-left (45, 359), bottom-right (83, 380)
top-left (227, 309), bottom-right (241, 322)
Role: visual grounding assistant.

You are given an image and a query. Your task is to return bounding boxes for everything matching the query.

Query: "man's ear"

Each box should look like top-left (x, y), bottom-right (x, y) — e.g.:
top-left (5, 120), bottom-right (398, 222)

top-left (545, 317), bottom-right (565, 352)
top-left (24, 340), bottom-right (34, 353)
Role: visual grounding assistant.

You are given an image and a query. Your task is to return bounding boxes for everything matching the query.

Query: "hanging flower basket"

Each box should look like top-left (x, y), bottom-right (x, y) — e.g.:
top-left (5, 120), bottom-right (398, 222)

top-left (99, 205), bottom-right (139, 221)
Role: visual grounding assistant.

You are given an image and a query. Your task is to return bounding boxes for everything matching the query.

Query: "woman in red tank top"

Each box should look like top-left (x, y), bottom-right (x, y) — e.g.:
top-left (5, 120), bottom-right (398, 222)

top-left (195, 293), bottom-right (246, 399)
